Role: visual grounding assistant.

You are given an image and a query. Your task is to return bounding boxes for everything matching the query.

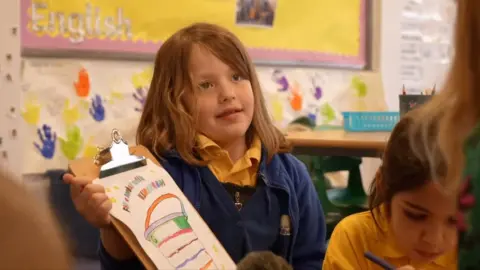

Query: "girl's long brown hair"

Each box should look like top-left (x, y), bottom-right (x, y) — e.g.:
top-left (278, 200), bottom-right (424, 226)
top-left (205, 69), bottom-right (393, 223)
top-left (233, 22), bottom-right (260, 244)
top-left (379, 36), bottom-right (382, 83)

top-left (408, 0), bottom-right (480, 191)
top-left (136, 23), bottom-right (291, 164)
top-left (369, 112), bottom-right (445, 223)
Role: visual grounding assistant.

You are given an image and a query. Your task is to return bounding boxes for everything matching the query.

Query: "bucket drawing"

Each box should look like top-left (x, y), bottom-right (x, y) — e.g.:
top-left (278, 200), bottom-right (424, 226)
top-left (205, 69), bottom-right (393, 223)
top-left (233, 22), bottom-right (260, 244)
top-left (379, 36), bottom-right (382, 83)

top-left (145, 193), bottom-right (217, 269)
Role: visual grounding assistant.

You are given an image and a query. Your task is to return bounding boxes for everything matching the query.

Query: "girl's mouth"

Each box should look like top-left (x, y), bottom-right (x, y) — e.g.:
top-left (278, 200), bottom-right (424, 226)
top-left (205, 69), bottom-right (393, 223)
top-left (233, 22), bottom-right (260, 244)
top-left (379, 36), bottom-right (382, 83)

top-left (216, 108), bottom-right (243, 118)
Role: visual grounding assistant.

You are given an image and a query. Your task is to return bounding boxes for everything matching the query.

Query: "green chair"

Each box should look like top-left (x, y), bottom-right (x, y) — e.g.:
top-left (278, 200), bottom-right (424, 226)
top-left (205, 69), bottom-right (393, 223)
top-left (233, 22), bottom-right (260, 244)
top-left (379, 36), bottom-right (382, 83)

top-left (317, 156), bottom-right (368, 208)
top-left (289, 116), bottom-right (368, 237)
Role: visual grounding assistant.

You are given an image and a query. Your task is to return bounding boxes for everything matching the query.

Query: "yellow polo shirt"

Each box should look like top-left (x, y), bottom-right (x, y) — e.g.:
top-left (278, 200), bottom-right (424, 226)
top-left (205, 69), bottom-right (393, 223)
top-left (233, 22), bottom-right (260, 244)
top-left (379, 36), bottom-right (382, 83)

top-left (196, 134), bottom-right (262, 187)
top-left (323, 209), bottom-right (457, 270)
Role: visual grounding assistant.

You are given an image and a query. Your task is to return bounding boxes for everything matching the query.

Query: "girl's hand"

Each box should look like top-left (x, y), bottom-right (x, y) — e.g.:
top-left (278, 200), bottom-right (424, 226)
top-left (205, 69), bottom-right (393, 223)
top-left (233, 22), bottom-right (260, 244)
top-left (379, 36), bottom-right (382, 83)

top-left (63, 173), bottom-right (112, 228)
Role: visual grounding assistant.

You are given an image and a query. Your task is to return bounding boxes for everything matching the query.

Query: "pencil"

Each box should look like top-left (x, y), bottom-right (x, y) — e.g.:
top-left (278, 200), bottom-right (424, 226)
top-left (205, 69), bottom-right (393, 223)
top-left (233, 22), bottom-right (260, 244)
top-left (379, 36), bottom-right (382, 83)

top-left (364, 252), bottom-right (395, 270)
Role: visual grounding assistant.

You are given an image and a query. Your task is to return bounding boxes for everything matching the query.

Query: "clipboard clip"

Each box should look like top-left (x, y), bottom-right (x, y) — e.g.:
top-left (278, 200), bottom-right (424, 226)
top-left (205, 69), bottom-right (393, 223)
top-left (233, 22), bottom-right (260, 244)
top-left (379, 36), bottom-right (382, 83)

top-left (96, 129), bottom-right (147, 179)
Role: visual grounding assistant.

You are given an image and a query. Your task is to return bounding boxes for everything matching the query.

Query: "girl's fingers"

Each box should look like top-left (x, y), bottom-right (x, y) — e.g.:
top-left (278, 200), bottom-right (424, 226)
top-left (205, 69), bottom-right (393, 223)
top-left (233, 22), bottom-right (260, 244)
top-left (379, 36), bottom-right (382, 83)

top-left (88, 193), bottom-right (109, 209)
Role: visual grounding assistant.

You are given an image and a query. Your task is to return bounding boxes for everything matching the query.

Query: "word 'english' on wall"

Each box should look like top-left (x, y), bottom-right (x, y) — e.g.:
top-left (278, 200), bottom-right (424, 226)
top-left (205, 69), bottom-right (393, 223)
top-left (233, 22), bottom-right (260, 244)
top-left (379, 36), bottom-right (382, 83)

top-left (28, 2), bottom-right (133, 44)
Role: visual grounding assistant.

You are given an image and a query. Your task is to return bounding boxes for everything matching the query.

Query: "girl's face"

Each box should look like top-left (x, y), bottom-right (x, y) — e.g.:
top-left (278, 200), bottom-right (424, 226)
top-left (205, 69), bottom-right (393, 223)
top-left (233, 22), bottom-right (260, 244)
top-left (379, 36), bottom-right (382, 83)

top-left (390, 181), bottom-right (457, 264)
top-left (188, 45), bottom-right (254, 146)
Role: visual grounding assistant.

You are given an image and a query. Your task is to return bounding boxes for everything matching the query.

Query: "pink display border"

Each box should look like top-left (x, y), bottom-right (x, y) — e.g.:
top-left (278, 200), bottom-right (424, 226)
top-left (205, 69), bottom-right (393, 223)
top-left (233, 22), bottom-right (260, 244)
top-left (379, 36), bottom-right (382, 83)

top-left (20, 0), bottom-right (367, 67)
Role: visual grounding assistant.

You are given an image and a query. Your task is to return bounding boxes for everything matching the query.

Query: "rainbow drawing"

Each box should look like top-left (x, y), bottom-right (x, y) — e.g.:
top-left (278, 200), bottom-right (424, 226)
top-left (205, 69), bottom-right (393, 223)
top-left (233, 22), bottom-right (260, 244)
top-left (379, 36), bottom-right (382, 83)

top-left (145, 193), bottom-right (217, 270)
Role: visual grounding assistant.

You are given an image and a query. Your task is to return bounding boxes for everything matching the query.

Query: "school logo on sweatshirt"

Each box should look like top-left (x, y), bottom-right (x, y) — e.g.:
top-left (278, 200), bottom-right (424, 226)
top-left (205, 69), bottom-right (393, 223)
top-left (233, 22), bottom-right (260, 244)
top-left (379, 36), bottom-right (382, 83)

top-left (144, 193), bottom-right (217, 269)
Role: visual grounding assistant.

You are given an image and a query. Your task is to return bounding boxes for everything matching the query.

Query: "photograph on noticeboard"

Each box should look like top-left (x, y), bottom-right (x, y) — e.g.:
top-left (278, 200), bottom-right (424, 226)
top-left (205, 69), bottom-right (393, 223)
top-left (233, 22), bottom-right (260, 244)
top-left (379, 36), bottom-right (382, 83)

top-left (235, 0), bottom-right (277, 28)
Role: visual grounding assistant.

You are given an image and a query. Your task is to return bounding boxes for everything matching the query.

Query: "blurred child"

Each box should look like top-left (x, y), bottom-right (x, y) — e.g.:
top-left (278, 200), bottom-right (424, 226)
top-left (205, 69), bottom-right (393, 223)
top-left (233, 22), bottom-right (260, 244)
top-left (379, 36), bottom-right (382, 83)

top-left (63, 22), bottom-right (326, 269)
top-left (0, 169), bottom-right (72, 269)
top-left (406, 1), bottom-right (480, 269)
top-left (324, 114), bottom-right (457, 269)
top-left (237, 251), bottom-right (293, 270)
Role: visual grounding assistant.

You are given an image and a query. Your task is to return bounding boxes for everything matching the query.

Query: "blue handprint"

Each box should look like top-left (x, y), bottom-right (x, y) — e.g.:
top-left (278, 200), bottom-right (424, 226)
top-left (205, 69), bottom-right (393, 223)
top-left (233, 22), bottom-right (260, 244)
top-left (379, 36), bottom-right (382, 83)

top-left (133, 87), bottom-right (147, 112)
top-left (89, 94), bottom-right (105, 122)
top-left (34, 124), bottom-right (57, 159)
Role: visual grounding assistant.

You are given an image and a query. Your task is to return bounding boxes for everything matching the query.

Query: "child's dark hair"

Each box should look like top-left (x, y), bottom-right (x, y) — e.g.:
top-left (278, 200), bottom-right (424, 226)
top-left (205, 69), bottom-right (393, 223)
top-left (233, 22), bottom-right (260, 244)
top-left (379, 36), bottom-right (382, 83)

top-left (369, 111), bottom-right (446, 220)
top-left (236, 251), bottom-right (293, 270)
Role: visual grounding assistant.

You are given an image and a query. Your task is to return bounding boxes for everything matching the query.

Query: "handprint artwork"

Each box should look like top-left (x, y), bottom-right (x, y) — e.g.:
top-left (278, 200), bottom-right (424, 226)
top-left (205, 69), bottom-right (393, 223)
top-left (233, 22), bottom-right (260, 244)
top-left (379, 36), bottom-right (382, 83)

top-left (21, 99), bottom-right (41, 125)
top-left (34, 124), bottom-right (57, 159)
top-left (107, 91), bottom-right (124, 105)
top-left (320, 103), bottom-right (336, 125)
top-left (131, 67), bottom-right (153, 89)
top-left (351, 76), bottom-right (368, 98)
top-left (62, 99), bottom-right (81, 125)
top-left (89, 94), bottom-right (105, 122)
top-left (271, 70), bottom-right (289, 92)
top-left (133, 88), bottom-right (147, 112)
top-left (59, 125), bottom-right (84, 160)
top-left (289, 81), bottom-right (303, 112)
top-left (74, 68), bottom-right (90, 97)
top-left (311, 78), bottom-right (323, 100)
top-left (82, 136), bottom-right (98, 159)
top-left (270, 95), bottom-right (284, 122)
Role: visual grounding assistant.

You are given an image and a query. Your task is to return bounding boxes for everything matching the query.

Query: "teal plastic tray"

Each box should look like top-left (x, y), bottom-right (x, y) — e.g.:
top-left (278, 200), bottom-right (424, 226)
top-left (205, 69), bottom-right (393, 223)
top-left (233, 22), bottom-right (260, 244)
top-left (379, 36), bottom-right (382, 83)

top-left (342, 112), bottom-right (399, 132)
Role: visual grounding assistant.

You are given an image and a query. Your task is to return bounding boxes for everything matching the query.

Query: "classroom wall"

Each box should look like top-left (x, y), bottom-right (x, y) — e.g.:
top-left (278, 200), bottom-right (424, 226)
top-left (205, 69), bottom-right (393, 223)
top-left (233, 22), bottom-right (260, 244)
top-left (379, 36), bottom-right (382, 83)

top-left (18, 2), bottom-right (385, 191)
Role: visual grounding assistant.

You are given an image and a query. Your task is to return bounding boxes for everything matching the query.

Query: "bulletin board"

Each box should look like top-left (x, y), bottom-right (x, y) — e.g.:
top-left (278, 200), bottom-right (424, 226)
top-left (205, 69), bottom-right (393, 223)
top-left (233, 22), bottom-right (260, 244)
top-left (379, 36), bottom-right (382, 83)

top-left (21, 0), bottom-right (368, 69)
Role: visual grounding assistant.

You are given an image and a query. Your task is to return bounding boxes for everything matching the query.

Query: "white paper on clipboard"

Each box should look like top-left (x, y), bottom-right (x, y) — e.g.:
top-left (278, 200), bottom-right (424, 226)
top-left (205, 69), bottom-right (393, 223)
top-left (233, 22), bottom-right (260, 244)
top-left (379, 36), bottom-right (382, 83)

top-left (93, 159), bottom-right (236, 270)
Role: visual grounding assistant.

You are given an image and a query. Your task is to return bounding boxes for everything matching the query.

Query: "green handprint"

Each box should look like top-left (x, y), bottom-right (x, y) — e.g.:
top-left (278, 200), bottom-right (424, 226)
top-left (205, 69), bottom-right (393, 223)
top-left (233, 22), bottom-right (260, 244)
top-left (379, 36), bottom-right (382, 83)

top-left (351, 76), bottom-right (368, 98)
top-left (59, 125), bottom-right (84, 160)
top-left (320, 103), bottom-right (336, 125)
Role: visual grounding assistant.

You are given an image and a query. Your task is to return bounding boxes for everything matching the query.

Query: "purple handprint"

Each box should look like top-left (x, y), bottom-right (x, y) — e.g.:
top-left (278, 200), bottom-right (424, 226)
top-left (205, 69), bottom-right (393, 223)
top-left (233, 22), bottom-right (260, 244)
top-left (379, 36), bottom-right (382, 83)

top-left (272, 69), bottom-right (289, 92)
top-left (34, 124), bottom-right (56, 159)
top-left (311, 78), bottom-right (323, 100)
top-left (133, 87), bottom-right (147, 112)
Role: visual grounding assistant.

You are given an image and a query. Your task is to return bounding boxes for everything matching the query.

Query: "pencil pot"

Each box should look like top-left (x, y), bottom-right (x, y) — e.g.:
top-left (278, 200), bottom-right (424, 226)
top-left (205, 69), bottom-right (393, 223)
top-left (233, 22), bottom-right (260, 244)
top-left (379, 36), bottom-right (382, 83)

top-left (399, 95), bottom-right (432, 116)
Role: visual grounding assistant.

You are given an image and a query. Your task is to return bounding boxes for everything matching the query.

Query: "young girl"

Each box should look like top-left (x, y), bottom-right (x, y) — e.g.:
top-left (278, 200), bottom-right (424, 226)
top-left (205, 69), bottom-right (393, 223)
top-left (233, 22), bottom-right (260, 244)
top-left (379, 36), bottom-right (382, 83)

top-left (323, 115), bottom-right (457, 269)
top-left (63, 22), bottom-right (327, 269)
top-left (0, 169), bottom-right (72, 269)
top-left (405, 1), bottom-right (480, 269)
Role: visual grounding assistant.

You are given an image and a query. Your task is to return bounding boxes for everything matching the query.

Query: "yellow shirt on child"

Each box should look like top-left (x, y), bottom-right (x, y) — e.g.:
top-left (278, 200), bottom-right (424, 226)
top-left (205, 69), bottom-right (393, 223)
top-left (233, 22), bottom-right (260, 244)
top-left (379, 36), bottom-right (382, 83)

top-left (196, 135), bottom-right (261, 187)
top-left (323, 209), bottom-right (457, 270)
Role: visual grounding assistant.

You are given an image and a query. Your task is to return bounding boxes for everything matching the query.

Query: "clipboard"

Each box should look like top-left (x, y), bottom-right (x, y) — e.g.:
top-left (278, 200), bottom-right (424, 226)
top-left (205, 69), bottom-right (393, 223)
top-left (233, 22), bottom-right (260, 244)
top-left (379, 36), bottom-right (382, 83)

top-left (69, 130), bottom-right (157, 269)
top-left (68, 129), bottom-right (236, 270)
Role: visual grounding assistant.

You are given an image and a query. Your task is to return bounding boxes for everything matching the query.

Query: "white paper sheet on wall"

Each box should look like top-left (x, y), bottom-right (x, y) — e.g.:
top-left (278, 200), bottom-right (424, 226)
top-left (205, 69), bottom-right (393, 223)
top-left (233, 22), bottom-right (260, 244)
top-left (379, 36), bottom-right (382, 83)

top-left (382, 0), bottom-right (456, 109)
top-left (21, 58), bottom-right (152, 174)
top-left (400, 0), bottom-right (454, 93)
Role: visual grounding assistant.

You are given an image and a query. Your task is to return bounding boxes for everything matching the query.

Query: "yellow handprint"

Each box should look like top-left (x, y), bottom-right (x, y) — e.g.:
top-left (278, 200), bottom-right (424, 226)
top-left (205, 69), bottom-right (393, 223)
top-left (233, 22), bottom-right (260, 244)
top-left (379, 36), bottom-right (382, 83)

top-left (21, 99), bottom-right (41, 125)
top-left (271, 96), bottom-right (284, 122)
top-left (62, 99), bottom-right (81, 125)
top-left (131, 66), bottom-right (153, 89)
top-left (82, 136), bottom-right (97, 158)
top-left (107, 91), bottom-right (124, 104)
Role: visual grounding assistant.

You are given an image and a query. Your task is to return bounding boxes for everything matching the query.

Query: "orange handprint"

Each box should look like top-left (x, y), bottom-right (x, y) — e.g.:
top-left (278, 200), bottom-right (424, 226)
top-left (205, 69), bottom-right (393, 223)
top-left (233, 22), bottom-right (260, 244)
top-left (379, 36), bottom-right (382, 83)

top-left (74, 68), bottom-right (90, 97)
top-left (289, 81), bottom-right (303, 112)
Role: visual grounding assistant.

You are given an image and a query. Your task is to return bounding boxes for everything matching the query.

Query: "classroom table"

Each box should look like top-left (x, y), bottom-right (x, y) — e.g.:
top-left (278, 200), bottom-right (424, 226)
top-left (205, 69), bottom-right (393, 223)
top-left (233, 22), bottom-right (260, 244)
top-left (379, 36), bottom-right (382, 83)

top-left (286, 130), bottom-right (390, 157)
top-left (286, 130), bottom-right (390, 207)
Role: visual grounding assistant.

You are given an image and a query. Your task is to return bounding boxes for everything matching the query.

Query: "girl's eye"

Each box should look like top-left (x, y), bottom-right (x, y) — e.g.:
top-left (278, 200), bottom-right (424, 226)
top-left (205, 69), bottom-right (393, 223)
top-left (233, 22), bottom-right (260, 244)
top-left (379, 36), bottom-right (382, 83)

top-left (232, 74), bottom-right (243, 81)
top-left (403, 209), bottom-right (427, 221)
top-left (447, 216), bottom-right (458, 226)
top-left (198, 81), bottom-right (213, 90)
